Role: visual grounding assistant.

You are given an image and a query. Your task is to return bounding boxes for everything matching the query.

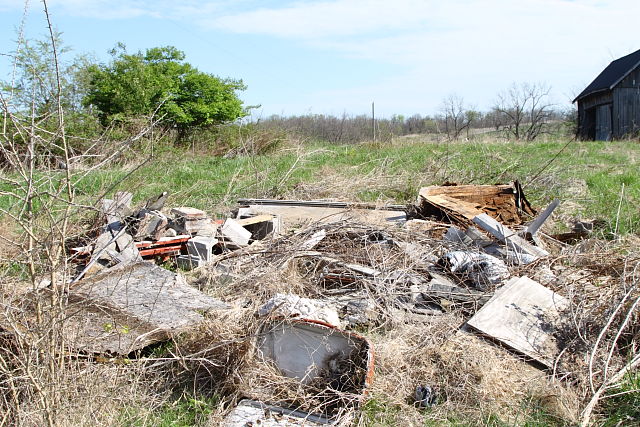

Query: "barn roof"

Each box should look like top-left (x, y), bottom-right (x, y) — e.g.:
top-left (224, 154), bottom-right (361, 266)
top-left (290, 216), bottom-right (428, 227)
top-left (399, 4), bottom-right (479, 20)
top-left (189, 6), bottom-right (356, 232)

top-left (574, 48), bottom-right (640, 102)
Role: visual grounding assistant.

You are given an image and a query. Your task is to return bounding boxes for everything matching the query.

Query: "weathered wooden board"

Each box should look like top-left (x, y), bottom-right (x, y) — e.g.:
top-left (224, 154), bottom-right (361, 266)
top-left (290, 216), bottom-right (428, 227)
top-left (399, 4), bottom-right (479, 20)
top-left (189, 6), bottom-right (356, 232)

top-left (472, 213), bottom-right (548, 259)
top-left (418, 182), bottom-right (535, 225)
top-left (65, 261), bottom-right (228, 354)
top-left (242, 204), bottom-right (406, 229)
top-left (420, 194), bottom-right (484, 226)
top-left (466, 276), bottom-right (569, 367)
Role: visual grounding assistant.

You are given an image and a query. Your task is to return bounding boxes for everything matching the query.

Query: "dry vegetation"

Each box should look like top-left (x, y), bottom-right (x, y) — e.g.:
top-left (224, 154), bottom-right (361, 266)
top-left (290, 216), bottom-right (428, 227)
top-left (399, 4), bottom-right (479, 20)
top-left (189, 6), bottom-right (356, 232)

top-left (1, 4), bottom-right (638, 426)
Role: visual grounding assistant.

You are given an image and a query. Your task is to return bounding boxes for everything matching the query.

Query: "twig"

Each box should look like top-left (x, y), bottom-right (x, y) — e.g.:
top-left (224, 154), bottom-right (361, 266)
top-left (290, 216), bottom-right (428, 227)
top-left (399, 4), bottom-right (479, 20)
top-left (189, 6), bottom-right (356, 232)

top-left (614, 183), bottom-right (625, 236)
top-left (581, 353), bottom-right (640, 426)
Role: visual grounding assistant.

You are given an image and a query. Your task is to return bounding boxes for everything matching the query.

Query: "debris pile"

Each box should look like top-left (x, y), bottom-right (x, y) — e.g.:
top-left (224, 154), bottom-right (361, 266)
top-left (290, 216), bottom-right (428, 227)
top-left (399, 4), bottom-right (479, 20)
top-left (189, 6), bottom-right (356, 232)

top-left (12, 181), bottom-right (636, 424)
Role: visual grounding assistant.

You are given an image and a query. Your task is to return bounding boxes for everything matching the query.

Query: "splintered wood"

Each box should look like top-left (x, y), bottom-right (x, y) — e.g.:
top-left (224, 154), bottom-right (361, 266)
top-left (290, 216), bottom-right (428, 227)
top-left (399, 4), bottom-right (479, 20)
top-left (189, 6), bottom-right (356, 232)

top-left (466, 276), bottom-right (568, 367)
top-left (65, 261), bottom-right (228, 354)
top-left (418, 182), bottom-right (535, 226)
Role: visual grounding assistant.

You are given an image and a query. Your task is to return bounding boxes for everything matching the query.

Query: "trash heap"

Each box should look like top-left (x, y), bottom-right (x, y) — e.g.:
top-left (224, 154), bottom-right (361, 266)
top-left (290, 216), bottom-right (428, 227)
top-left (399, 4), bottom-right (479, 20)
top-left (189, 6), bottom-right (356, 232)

top-left (48, 181), bottom-right (635, 425)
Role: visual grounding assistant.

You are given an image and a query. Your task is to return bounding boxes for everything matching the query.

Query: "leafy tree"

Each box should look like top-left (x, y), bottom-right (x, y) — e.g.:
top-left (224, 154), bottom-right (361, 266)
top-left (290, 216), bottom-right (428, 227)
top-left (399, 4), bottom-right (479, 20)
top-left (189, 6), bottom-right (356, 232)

top-left (83, 44), bottom-right (247, 135)
top-left (2, 31), bottom-right (91, 117)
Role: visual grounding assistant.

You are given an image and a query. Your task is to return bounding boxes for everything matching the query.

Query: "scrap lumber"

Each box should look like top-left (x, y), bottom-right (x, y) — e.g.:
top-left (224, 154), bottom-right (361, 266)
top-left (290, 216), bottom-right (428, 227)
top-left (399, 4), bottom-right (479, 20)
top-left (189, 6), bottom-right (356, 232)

top-left (524, 199), bottom-right (560, 237)
top-left (65, 261), bottom-right (228, 354)
top-left (235, 214), bottom-right (280, 239)
top-left (235, 214), bottom-right (277, 227)
top-left (418, 181), bottom-right (535, 226)
top-left (239, 204), bottom-right (406, 229)
top-left (420, 194), bottom-right (484, 225)
top-left (466, 276), bottom-right (569, 367)
top-left (133, 235), bottom-right (189, 258)
top-left (472, 213), bottom-right (549, 259)
top-left (238, 198), bottom-right (406, 211)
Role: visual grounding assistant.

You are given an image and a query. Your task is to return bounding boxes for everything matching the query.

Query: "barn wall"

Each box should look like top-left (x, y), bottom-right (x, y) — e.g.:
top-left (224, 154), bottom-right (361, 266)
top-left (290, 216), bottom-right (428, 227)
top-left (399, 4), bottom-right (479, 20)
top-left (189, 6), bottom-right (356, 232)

top-left (578, 92), bottom-right (613, 140)
top-left (595, 104), bottom-right (612, 140)
top-left (617, 67), bottom-right (640, 88)
top-left (612, 88), bottom-right (640, 137)
top-left (612, 66), bottom-right (640, 138)
top-left (580, 92), bottom-right (613, 110)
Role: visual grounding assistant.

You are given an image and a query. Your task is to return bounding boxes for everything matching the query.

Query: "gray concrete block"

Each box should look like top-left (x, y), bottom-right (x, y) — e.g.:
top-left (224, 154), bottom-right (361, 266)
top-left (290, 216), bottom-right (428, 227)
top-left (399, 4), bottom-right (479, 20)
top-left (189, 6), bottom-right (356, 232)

top-left (186, 236), bottom-right (218, 261)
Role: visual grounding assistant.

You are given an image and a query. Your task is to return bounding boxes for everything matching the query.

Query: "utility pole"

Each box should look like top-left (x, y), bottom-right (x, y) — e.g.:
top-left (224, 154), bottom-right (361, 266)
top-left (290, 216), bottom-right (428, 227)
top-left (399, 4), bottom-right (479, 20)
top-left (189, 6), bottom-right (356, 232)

top-left (372, 101), bottom-right (376, 143)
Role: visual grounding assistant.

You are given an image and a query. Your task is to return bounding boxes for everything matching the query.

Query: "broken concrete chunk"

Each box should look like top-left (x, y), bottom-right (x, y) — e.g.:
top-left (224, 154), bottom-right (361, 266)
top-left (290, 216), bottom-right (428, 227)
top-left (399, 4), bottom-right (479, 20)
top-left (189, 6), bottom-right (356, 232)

top-left (440, 251), bottom-right (509, 291)
top-left (91, 231), bottom-right (118, 263)
top-left (466, 276), bottom-right (569, 367)
top-left (176, 254), bottom-right (206, 271)
top-left (221, 218), bottom-right (252, 247)
top-left (66, 261), bottom-right (229, 354)
top-left (160, 227), bottom-right (178, 238)
top-left (133, 209), bottom-right (168, 241)
top-left (144, 191), bottom-right (169, 211)
top-left (101, 193), bottom-right (132, 228)
top-left (259, 293), bottom-right (342, 328)
top-left (114, 191), bottom-right (133, 208)
top-left (171, 207), bottom-right (211, 234)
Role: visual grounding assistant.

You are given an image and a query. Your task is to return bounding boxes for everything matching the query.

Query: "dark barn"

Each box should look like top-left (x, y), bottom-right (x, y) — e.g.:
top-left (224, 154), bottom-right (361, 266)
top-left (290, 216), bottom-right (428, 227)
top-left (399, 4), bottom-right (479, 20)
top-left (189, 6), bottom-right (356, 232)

top-left (574, 49), bottom-right (640, 140)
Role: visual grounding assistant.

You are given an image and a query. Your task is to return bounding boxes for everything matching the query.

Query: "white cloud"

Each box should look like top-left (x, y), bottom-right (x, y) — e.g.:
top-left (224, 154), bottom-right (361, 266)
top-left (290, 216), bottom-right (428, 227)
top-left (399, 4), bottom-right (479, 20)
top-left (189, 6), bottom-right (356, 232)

top-left (211, 0), bottom-right (437, 38)
top-left (205, 0), bottom-right (640, 110)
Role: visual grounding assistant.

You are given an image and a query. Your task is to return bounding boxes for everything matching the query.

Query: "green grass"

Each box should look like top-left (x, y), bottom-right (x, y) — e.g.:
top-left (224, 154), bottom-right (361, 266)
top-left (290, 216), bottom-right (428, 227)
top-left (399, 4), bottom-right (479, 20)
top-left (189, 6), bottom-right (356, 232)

top-left (358, 395), bottom-right (403, 425)
top-left (4, 138), bottom-right (638, 235)
top-left (119, 394), bottom-right (218, 427)
top-left (61, 137), bottom-right (639, 235)
top-left (599, 370), bottom-right (640, 426)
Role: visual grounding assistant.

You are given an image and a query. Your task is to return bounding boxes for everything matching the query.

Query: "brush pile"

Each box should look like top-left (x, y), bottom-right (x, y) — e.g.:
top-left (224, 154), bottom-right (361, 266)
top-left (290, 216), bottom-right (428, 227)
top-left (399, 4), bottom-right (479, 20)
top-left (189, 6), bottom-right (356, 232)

top-left (7, 182), bottom-right (637, 426)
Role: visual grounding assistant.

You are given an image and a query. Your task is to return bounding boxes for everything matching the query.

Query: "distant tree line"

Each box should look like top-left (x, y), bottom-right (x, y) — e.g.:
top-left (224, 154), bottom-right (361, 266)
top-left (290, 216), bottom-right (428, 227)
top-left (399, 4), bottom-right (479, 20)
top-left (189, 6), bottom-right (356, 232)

top-left (252, 86), bottom-right (573, 144)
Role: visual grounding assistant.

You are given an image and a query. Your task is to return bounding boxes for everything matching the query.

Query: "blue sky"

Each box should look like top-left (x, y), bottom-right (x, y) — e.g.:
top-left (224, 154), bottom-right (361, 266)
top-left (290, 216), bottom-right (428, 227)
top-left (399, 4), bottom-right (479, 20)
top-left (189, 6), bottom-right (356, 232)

top-left (1, 0), bottom-right (639, 118)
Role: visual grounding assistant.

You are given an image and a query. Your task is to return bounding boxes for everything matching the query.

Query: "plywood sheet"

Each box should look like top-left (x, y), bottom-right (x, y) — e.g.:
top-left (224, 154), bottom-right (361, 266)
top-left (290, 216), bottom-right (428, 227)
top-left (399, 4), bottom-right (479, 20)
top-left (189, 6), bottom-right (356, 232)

top-left (467, 276), bottom-right (568, 367)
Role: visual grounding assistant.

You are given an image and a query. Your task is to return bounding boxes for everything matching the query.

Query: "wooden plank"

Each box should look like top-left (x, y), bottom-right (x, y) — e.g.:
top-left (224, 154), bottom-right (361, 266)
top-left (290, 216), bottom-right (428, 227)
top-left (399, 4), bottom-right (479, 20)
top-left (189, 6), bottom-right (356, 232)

top-left (243, 205), bottom-right (406, 229)
top-left (467, 276), bottom-right (569, 367)
top-left (423, 194), bottom-right (484, 220)
top-left (235, 214), bottom-right (276, 226)
top-left (67, 261), bottom-right (229, 354)
top-left (524, 199), bottom-right (559, 237)
top-left (472, 213), bottom-right (548, 259)
top-left (238, 198), bottom-right (406, 211)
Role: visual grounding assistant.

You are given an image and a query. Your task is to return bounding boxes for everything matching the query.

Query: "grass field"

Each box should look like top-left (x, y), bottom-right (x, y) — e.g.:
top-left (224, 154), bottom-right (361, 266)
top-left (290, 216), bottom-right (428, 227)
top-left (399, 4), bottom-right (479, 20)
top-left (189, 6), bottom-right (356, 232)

top-left (70, 136), bottom-right (639, 235)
